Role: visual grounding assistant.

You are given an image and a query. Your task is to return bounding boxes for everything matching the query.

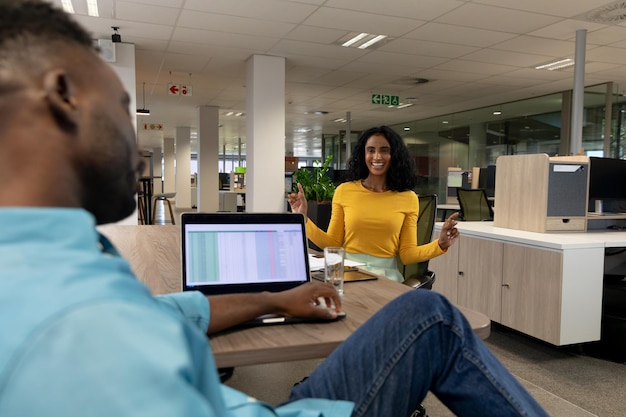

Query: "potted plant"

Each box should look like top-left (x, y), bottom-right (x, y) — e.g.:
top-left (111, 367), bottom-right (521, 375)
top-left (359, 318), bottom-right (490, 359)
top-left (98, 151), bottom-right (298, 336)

top-left (292, 155), bottom-right (335, 235)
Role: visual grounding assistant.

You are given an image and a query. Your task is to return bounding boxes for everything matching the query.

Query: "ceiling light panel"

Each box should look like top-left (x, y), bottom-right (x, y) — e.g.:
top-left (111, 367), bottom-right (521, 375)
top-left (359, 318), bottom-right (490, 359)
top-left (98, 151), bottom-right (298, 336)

top-left (337, 32), bottom-right (389, 50)
top-left (86, 0), bottom-right (98, 16)
top-left (61, 0), bottom-right (75, 14)
top-left (56, 0), bottom-right (113, 17)
top-left (535, 58), bottom-right (575, 71)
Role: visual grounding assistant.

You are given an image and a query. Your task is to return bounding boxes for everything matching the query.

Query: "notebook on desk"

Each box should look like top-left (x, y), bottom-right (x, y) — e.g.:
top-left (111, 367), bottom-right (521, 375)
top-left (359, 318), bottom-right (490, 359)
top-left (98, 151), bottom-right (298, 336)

top-left (180, 212), bottom-right (345, 326)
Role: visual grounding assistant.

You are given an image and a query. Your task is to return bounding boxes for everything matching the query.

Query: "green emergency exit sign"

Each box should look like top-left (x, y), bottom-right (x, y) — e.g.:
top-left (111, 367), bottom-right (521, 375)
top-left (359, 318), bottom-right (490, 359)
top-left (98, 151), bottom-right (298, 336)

top-left (371, 94), bottom-right (400, 105)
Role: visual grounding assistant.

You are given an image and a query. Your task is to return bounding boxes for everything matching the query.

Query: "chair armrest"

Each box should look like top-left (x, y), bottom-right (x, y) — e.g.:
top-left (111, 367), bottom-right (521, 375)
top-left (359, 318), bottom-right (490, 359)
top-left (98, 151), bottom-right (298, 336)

top-left (402, 270), bottom-right (435, 290)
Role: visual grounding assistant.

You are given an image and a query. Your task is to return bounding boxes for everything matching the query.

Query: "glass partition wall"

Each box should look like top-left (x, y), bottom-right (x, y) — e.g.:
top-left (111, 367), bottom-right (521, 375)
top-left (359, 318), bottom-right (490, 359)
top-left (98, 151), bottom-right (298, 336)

top-left (390, 82), bottom-right (626, 199)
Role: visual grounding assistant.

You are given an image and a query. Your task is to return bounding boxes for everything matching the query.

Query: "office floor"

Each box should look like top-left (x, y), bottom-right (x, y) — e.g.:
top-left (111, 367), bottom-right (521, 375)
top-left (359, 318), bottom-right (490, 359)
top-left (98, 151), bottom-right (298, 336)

top-left (150, 203), bottom-right (626, 416)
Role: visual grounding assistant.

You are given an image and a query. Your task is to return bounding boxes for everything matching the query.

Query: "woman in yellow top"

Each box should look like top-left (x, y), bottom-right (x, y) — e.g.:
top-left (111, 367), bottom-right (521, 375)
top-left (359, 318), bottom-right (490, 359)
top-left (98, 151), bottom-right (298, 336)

top-left (289, 126), bottom-right (459, 282)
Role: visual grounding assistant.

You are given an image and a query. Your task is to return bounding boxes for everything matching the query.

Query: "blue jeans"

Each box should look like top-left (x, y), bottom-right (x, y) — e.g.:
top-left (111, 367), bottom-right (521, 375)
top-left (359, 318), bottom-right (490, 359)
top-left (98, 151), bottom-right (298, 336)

top-left (289, 290), bottom-right (549, 417)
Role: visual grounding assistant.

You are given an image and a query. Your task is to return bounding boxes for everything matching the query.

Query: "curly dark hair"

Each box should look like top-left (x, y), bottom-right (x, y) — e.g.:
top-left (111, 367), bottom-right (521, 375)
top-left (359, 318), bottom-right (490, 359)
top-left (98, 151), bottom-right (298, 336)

top-left (0, 0), bottom-right (94, 70)
top-left (344, 126), bottom-right (418, 191)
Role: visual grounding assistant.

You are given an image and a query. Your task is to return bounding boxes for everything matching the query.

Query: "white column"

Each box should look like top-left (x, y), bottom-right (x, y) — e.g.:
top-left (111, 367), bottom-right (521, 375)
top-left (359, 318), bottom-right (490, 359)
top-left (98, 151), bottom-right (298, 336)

top-left (163, 137), bottom-right (175, 193)
top-left (246, 54), bottom-right (285, 212)
top-left (175, 127), bottom-right (192, 209)
top-left (570, 29), bottom-right (586, 155)
top-left (197, 106), bottom-right (220, 212)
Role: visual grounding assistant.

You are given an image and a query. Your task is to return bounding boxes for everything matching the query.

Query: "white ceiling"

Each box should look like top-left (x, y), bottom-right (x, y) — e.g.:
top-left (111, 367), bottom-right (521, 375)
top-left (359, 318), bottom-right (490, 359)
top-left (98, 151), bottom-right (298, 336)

top-left (59, 0), bottom-right (626, 156)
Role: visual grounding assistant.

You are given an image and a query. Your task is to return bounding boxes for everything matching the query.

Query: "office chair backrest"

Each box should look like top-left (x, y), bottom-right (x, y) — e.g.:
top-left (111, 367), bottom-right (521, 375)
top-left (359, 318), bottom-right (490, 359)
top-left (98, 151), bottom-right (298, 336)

top-left (456, 188), bottom-right (494, 221)
top-left (417, 194), bottom-right (437, 246)
top-left (402, 194), bottom-right (438, 290)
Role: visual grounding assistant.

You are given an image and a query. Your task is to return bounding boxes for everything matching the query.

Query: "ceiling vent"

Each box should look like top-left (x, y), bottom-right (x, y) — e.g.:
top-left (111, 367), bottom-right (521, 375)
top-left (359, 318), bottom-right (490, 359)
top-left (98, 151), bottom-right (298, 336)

top-left (581, 1), bottom-right (626, 23)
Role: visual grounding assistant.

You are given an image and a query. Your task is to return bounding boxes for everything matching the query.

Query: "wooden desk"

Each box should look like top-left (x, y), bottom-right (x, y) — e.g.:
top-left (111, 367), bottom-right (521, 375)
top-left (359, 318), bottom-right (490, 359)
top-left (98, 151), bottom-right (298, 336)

top-left (98, 224), bottom-right (490, 368)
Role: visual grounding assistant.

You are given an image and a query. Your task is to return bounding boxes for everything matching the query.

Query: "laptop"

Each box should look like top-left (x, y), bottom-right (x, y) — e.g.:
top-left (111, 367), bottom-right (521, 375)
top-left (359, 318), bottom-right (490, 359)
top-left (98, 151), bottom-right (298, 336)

top-left (180, 212), bottom-right (345, 326)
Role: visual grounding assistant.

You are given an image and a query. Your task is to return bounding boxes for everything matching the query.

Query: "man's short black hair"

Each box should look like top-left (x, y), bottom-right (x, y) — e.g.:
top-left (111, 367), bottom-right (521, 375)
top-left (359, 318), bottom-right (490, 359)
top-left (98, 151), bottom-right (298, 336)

top-left (0, 0), bottom-right (94, 57)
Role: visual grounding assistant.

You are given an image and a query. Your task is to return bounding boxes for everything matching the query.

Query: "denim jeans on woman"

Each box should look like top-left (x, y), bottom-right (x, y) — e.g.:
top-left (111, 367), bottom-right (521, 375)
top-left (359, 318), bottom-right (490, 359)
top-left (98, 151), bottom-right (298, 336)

top-left (289, 290), bottom-right (549, 417)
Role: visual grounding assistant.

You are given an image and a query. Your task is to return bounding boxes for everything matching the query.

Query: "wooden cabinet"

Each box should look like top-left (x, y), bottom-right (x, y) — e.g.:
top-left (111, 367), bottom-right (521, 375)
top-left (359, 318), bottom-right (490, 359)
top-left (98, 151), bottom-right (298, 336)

top-left (430, 236), bottom-right (459, 302)
top-left (431, 229), bottom-right (603, 346)
top-left (431, 236), bottom-right (502, 321)
top-left (501, 245), bottom-right (563, 344)
top-left (428, 222), bottom-right (604, 346)
top-left (458, 236), bottom-right (503, 322)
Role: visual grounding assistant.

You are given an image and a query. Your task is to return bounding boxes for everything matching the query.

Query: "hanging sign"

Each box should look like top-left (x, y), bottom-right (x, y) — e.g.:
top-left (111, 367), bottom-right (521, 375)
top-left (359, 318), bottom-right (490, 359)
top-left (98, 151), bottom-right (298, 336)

top-left (371, 94), bottom-right (400, 106)
top-left (168, 83), bottom-right (179, 95)
top-left (142, 123), bottom-right (163, 131)
top-left (168, 84), bottom-right (193, 96)
top-left (180, 84), bottom-right (193, 96)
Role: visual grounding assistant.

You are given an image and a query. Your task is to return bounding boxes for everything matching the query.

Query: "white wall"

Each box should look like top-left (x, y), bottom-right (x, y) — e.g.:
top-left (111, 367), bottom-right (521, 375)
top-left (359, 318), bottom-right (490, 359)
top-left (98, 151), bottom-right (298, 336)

top-left (104, 42), bottom-right (137, 224)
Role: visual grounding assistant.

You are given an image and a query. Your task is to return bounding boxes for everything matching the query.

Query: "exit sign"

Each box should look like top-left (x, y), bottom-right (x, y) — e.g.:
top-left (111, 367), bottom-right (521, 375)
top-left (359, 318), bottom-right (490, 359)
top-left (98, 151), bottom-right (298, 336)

top-left (371, 94), bottom-right (400, 105)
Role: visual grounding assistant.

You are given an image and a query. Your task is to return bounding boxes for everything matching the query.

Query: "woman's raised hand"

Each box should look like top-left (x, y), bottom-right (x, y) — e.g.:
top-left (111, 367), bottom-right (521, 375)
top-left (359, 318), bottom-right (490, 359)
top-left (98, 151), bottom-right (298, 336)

top-left (288, 182), bottom-right (308, 217)
top-left (437, 212), bottom-right (459, 250)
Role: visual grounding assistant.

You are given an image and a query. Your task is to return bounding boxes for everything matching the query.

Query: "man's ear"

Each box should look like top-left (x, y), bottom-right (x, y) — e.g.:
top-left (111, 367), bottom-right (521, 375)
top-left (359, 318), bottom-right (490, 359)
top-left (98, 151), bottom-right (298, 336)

top-left (43, 69), bottom-right (80, 131)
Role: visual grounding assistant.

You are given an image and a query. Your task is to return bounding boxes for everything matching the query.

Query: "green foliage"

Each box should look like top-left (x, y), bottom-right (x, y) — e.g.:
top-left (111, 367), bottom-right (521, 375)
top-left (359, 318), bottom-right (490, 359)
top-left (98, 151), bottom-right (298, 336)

top-left (293, 155), bottom-right (335, 203)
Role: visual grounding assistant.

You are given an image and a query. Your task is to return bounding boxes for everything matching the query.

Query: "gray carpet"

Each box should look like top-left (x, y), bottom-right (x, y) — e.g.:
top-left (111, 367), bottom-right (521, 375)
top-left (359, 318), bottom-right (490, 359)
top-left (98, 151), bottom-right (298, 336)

top-left (224, 324), bottom-right (626, 416)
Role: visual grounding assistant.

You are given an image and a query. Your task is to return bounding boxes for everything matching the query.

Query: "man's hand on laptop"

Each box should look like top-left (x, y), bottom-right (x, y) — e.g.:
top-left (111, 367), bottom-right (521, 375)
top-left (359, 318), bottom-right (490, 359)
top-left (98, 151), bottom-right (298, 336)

top-left (273, 281), bottom-right (343, 319)
top-left (206, 281), bottom-right (342, 335)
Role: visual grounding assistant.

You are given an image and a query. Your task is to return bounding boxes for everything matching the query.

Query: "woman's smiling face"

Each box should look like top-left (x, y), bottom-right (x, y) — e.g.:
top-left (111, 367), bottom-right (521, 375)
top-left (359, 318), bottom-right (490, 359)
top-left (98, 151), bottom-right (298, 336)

top-left (364, 134), bottom-right (391, 178)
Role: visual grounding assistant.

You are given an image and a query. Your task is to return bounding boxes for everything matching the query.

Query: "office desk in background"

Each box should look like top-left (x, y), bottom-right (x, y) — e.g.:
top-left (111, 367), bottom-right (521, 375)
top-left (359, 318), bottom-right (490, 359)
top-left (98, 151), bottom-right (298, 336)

top-left (437, 198), bottom-right (495, 222)
top-left (437, 204), bottom-right (460, 221)
top-left (429, 221), bottom-right (626, 346)
top-left (98, 224), bottom-right (490, 368)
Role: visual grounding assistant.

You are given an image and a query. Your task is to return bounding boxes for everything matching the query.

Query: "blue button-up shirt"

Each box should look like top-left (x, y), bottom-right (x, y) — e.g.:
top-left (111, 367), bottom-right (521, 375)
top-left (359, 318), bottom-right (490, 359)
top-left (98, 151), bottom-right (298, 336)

top-left (0, 208), bottom-right (353, 417)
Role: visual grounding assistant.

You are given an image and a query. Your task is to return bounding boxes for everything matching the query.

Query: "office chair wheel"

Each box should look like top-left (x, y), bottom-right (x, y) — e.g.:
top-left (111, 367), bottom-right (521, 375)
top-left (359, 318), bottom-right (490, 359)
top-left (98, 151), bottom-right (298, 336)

top-left (410, 404), bottom-right (428, 417)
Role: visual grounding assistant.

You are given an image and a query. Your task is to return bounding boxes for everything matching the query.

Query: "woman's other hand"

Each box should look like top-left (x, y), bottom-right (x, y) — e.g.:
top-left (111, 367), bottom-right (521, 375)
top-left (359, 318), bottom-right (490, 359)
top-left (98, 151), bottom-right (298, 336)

top-left (288, 183), bottom-right (308, 217)
top-left (438, 212), bottom-right (459, 250)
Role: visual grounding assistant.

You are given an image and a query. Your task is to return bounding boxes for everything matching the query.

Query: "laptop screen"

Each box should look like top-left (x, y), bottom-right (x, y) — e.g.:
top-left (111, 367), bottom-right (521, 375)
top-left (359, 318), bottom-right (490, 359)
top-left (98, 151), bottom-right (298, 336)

top-left (181, 212), bottom-right (311, 295)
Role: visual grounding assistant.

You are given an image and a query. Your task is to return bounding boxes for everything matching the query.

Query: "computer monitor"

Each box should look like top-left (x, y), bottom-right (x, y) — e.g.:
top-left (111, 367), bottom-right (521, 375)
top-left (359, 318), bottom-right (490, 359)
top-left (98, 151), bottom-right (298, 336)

top-left (588, 157), bottom-right (626, 213)
top-left (478, 165), bottom-right (496, 198)
top-left (218, 172), bottom-right (230, 190)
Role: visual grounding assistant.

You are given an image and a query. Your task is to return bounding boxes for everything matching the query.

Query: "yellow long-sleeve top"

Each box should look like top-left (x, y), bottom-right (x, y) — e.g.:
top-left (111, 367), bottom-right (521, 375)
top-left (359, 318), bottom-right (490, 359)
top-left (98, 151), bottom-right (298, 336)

top-left (306, 181), bottom-right (445, 265)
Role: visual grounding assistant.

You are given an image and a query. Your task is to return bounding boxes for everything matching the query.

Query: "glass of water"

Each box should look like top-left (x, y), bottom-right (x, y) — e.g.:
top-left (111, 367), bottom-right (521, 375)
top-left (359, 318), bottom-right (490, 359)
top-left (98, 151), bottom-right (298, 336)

top-left (324, 246), bottom-right (345, 296)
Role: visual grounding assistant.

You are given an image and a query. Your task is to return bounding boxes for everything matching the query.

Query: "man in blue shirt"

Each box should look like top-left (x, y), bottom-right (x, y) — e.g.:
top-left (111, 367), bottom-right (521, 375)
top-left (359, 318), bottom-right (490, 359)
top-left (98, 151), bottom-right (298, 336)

top-left (0, 2), bottom-right (549, 416)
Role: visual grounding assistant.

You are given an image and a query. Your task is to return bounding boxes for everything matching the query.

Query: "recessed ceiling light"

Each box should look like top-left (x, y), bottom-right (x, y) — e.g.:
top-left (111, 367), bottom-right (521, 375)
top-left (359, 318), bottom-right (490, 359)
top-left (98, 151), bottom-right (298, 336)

top-left (493, 110), bottom-right (502, 115)
top-left (358, 34), bottom-right (387, 49)
top-left (61, 0), bottom-right (75, 13)
top-left (403, 127), bottom-right (410, 131)
top-left (341, 32), bottom-right (368, 47)
top-left (442, 120), bottom-right (449, 124)
top-left (337, 32), bottom-right (389, 50)
top-left (535, 58), bottom-right (575, 71)
top-left (86, 0), bottom-right (99, 17)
